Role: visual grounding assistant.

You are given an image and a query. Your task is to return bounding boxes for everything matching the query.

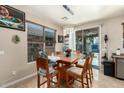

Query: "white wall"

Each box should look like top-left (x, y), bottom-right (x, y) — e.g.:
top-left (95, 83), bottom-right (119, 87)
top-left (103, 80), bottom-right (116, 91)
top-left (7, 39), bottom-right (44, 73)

top-left (63, 15), bottom-right (124, 69)
top-left (74, 15), bottom-right (124, 59)
top-left (0, 6), bottom-right (63, 86)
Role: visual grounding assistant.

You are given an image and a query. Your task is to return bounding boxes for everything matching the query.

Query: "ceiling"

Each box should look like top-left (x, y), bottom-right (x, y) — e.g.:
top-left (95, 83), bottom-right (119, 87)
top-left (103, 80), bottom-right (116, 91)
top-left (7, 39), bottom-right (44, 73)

top-left (12, 5), bottom-right (124, 26)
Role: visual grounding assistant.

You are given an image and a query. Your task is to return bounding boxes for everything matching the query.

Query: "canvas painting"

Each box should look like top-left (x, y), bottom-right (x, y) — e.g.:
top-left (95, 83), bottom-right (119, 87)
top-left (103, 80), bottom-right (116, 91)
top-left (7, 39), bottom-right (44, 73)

top-left (58, 35), bottom-right (63, 43)
top-left (0, 5), bottom-right (25, 31)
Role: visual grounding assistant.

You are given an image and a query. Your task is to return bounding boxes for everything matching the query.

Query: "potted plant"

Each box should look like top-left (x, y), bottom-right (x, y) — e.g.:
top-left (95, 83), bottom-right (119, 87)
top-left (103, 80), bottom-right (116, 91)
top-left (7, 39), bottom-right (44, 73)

top-left (65, 48), bottom-right (72, 57)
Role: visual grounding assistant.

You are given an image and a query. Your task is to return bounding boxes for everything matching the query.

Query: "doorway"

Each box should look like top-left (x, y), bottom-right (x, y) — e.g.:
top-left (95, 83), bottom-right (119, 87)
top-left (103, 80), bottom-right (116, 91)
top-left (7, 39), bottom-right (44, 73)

top-left (76, 27), bottom-right (100, 69)
top-left (84, 28), bottom-right (99, 69)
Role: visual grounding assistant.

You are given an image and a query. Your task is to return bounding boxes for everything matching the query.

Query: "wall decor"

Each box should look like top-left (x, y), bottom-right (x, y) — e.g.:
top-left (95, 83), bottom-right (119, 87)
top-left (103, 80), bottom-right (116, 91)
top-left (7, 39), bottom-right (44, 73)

top-left (104, 34), bottom-right (108, 43)
top-left (102, 34), bottom-right (108, 60)
top-left (0, 5), bottom-right (25, 31)
top-left (12, 35), bottom-right (20, 44)
top-left (58, 35), bottom-right (63, 43)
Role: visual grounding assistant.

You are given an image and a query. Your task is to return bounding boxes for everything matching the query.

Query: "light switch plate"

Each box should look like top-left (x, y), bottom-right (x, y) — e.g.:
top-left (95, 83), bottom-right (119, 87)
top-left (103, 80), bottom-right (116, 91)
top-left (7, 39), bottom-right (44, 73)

top-left (0, 50), bottom-right (5, 55)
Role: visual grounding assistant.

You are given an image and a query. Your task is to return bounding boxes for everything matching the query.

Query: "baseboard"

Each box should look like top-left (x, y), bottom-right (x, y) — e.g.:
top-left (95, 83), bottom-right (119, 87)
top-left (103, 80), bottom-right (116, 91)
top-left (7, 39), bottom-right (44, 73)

top-left (1, 72), bottom-right (37, 88)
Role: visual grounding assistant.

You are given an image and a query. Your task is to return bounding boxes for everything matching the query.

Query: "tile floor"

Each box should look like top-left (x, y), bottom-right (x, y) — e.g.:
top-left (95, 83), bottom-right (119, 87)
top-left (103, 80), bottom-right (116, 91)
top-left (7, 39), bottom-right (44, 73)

top-left (8, 69), bottom-right (124, 88)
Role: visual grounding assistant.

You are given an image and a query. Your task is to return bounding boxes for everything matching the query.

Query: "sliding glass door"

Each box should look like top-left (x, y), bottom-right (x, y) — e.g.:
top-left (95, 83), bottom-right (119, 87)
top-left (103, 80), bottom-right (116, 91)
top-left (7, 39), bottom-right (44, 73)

top-left (84, 27), bottom-right (99, 69)
top-left (76, 27), bottom-right (100, 69)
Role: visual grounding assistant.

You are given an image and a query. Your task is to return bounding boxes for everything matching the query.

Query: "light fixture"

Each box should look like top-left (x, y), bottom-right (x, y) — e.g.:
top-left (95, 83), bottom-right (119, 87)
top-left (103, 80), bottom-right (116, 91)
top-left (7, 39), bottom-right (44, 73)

top-left (63, 5), bottom-right (74, 15)
top-left (61, 17), bottom-right (68, 21)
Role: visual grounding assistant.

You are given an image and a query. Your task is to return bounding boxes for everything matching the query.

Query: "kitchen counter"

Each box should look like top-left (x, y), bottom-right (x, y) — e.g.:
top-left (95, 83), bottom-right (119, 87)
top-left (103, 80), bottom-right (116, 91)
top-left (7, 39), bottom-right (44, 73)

top-left (112, 54), bottom-right (124, 79)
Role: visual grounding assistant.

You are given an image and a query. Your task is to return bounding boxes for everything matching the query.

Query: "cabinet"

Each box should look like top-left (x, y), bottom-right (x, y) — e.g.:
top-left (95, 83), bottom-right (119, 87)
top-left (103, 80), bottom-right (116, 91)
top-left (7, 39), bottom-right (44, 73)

top-left (103, 60), bottom-right (115, 77)
top-left (113, 54), bottom-right (124, 79)
top-left (116, 59), bottom-right (124, 79)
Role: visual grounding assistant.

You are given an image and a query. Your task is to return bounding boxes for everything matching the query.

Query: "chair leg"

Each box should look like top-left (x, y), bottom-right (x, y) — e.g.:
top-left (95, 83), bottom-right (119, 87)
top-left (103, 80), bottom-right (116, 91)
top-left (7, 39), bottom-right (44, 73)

top-left (91, 68), bottom-right (93, 79)
top-left (57, 71), bottom-right (60, 88)
top-left (81, 78), bottom-right (84, 88)
top-left (89, 70), bottom-right (92, 84)
top-left (37, 75), bottom-right (40, 88)
top-left (47, 79), bottom-right (50, 88)
top-left (86, 74), bottom-right (89, 88)
top-left (47, 75), bottom-right (50, 88)
top-left (66, 73), bottom-right (69, 88)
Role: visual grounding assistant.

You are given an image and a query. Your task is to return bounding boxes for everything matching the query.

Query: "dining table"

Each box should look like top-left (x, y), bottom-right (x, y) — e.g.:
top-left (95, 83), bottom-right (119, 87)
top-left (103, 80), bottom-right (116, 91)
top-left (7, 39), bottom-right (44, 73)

top-left (48, 52), bottom-right (83, 87)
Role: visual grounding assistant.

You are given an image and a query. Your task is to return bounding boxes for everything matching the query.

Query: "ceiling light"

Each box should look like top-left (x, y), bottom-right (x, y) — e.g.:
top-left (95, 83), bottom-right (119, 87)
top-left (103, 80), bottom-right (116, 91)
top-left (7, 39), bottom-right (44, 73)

top-left (63, 5), bottom-right (74, 15)
top-left (61, 17), bottom-right (68, 20)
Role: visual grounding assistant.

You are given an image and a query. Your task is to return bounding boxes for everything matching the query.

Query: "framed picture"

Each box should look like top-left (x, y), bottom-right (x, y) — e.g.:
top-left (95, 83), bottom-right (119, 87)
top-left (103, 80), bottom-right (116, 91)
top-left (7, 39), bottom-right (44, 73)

top-left (58, 35), bottom-right (63, 43)
top-left (0, 5), bottom-right (25, 31)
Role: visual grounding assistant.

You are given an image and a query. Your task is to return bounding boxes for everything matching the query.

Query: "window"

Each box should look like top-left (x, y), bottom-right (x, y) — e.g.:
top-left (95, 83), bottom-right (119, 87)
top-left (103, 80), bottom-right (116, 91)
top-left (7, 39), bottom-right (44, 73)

top-left (28, 43), bottom-right (43, 62)
top-left (44, 27), bottom-right (56, 55)
top-left (27, 21), bottom-right (56, 62)
top-left (27, 21), bottom-right (44, 63)
top-left (27, 22), bottom-right (44, 42)
top-left (44, 27), bottom-right (56, 42)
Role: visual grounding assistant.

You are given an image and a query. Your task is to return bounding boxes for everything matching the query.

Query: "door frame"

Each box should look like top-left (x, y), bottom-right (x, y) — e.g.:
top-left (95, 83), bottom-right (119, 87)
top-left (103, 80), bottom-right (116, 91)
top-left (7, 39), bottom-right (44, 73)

top-left (75, 25), bottom-right (102, 69)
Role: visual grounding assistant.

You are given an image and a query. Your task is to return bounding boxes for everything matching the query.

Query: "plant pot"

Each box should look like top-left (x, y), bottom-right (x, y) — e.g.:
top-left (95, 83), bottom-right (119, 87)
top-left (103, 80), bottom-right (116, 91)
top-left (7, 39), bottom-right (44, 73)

top-left (66, 54), bottom-right (70, 57)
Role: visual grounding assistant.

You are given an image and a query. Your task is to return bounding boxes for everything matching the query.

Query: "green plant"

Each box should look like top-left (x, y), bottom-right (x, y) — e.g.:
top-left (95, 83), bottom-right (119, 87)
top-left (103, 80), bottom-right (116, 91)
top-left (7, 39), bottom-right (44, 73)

top-left (12, 35), bottom-right (20, 44)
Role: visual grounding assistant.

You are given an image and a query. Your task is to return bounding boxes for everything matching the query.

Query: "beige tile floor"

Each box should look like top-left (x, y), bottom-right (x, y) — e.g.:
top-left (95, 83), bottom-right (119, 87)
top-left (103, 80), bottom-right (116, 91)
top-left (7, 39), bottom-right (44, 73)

top-left (9, 69), bottom-right (124, 88)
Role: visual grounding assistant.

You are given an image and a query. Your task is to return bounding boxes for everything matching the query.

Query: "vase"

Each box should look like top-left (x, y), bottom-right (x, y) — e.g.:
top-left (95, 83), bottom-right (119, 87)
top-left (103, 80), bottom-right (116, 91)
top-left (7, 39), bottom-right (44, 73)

top-left (66, 54), bottom-right (70, 57)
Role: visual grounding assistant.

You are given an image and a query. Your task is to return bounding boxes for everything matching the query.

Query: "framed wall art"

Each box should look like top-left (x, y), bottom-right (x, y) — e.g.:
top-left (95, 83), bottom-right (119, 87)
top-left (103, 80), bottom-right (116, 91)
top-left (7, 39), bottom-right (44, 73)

top-left (0, 5), bottom-right (25, 31)
top-left (58, 35), bottom-right (63, 43)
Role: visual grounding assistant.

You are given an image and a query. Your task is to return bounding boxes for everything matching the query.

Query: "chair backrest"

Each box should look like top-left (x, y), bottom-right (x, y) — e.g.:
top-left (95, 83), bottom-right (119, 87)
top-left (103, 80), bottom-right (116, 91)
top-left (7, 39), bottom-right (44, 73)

top-left (76, 50), bottom-right (80, 54)
top-left (85, 53), bottom-right (94, 69)
top-left (81, 57), bottom-right (90, 75)
top-left (56, 51), bottom-right (62, 55)
top-left (89, 53), bottom-right (94, 68)
top-left (36, 57), bottom-right (49, 75)
top-left (39, 51), bottom-right (48, 59)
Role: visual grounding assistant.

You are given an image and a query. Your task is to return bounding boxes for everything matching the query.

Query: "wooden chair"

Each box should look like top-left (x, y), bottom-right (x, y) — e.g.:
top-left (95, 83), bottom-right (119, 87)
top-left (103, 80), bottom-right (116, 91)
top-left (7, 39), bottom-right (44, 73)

top-left (66, 57), bottom-right (91, 88)
top-left (86, 54), bottom-right (94, 84)
top-left (36, 57), bottom-right (59, 88)
top-left (76, 53), bottom-right (94, 85)
top-left (76, 50), bottom-right (80, 54)
top-left (55, 51), bottom-right (62, 55)
top-left (90, 54), bottom-right (94, 79)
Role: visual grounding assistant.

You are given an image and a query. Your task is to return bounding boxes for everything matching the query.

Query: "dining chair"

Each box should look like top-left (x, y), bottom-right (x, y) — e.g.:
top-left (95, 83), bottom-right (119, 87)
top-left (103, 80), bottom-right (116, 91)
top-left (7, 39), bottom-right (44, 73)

top-left (76, 50), bottom-right (81, 54)
top-left (86, 54), bottom-right (94, 84)
top-left (76, 53), bottom-right (94, 85)
top-left (55, 51), bottom-right (62, 55)
top-left (36, 57), bottom-right (59, 88)
top-left (66, 57), bottom-right (91, 88)
top-left (89, 53), bottom-right (94, 79)
top-left (39, 50), bottom-right (57, 67)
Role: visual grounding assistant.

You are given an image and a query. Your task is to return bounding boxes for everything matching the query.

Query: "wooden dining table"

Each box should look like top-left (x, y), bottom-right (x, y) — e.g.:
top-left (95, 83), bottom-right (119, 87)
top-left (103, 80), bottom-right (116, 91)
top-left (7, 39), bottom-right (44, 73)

top-left (57, 53), bottom-right (82, 64)
top-left (54, 52), bottom-right (83, 87)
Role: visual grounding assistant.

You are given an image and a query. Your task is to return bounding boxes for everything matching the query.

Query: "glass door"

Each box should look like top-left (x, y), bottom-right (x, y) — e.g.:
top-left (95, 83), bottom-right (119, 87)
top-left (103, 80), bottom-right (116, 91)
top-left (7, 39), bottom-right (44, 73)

top-left (76, 30), bottom-right (83, 53)
top-left (83, 27), bottom-right (99, 69)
